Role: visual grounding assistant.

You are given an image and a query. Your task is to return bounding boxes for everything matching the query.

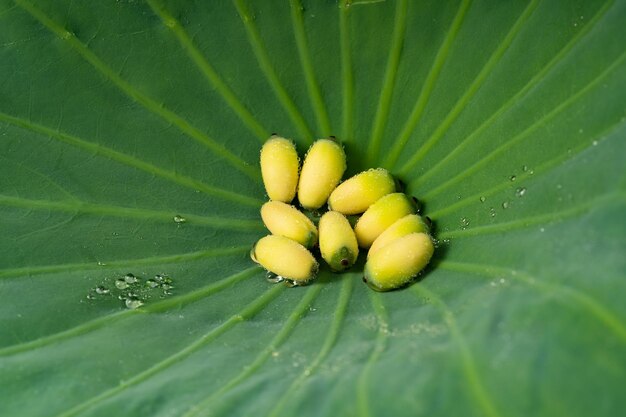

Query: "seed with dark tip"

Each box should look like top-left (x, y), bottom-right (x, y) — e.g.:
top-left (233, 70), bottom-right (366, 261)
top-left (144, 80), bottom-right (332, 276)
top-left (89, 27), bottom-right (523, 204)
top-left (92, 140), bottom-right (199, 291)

top-left (424, 216), bottom-right (432, 228)
top-left (362, 277), bottom-right (367, 283)
top-left (340, 259), bottom-right (349, 266)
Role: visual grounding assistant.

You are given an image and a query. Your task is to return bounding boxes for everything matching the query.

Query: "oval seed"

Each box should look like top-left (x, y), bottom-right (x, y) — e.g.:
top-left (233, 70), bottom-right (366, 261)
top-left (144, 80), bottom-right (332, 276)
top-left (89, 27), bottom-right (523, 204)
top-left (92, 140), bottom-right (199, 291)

top-left (298, 138), bottom-right (347, 210)
top-left (354, 193), bottom-right (416, 248)
top-left (251, 235), bottom-right (318, 283)
top-left (260, 136), bottom-right (299, 202)
top-left (260, 201), bottom-right (318, 248)
top-left (319, 211), bottom-right (359, 272)
top-left (368, 214), bottom-right (430, 258)
top-left (328, 168), bottom-right (395, 215)
top-left (364, 232), bottom-right (434, 291)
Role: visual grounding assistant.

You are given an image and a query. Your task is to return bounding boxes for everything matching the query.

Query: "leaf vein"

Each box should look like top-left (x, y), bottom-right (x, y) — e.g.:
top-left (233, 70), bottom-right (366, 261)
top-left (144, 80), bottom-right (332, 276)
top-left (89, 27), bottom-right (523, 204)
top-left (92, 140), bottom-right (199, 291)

top-left (232, 0), bottom-right (314, 143)
top-left (13, 0), bottom-right (260, 180)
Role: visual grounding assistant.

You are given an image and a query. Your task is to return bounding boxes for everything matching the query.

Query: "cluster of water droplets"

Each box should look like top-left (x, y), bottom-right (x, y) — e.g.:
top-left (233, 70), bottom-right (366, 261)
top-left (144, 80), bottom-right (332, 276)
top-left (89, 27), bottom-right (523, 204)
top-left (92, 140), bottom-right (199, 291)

top-left (474, 165), bottom-right (534, 222)
top-left (85, 272), bottom-right (175, 309)
top-left (265, 271), bottom-right (302, 288)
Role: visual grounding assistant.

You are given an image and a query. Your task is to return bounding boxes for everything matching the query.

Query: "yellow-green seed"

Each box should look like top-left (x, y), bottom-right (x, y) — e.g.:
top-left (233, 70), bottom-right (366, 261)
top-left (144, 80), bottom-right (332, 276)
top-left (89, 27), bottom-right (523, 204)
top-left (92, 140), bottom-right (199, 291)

top-left (368, 214), bottom-right (430, 258)
top-left (260, 136), bottom-right (299, 202)
top-left (354, 193), bottom-right (416, 248)
top-left (364, 232), bottom-right (434, 291)
top-left (251, 235), bottom-right (318, 283)
top-left (328, 168), bottom-right (395, 215)
top-left (260, 201), bottom-right (318, 248)
top-left (298, 138), bottom-right (347, 210)
top-left (319, 211), bottom-right (359, 272)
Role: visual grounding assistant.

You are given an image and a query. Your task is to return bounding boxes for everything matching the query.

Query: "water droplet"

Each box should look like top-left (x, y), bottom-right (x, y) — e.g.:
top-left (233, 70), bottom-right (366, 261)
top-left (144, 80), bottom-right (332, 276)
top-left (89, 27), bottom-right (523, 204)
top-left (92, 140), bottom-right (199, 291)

top-left (540, 227), bottom-right (545, 233)
top-left (95, 286), bottom-right (110, 295)
top-left (272, 351), bottom-right (280, 358)
top-left (115, 278), bottom-right (129, 290)
top-left (515, 187), bottom-right (527, 197)
top-left (146, 279), bottom-right (159, 288)
top-left (266, 271), bottom-right (284, 284)
top-left (284, 279), bottom-right (299, 288)
top-left (125, 297), bottom-right (144, 310)
top-left (502, 201), bottom-right (510, 209)
top-left (592, 140), bottom-right (598, 146)
top-left (124, 273), bottom-right (139, 284)
top-left (529, 169), bottom-right (534, 175)
top-left (250, 246), bottom-right (258, 263)
top-left (489, 207), bottom-right (496, 217)
top-left (522, 165), bottom-right (529, 172)
top-left (162, 290), bottom-right (173, 296)
top-left (479, 196), bottom-right (486, 203)
top-left (556, 184), bottom-right (562, 190)
top-left (510, 175), bottom-right (516, 182)
top-left (173, 215), bottom-right (186, 224)
top-left (460, 217), bottom-right (470, 229)
top-left (161, 283), bottom-right (173, 290)
top-left (97, 261), bottom-right (106, 266)
top-left (86, 293), bottom-right (96, 300)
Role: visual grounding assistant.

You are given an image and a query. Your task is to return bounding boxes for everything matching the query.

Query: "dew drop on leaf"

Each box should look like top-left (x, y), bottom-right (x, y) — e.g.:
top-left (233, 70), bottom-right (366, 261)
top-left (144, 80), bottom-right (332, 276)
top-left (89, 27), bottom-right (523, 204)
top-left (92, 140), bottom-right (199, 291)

top-left (125, 297), bottom-right (144, 310)
top-left (115, 279), bottom-right (129, 290)
top-left (266, 271), bottom-right (284, 284)
top-left (95, 286), bottom-right (110, 295)
top-left (124, 273), bottom-right (139, 284)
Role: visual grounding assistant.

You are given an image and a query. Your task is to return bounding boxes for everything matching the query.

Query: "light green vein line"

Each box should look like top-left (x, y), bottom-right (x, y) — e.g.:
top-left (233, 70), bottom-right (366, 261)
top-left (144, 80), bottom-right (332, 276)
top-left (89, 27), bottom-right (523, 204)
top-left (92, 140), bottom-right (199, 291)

top-left (356, 291), bottom-right (388, 417)
top-left (0, 111), bottom-right (262, 207)
top-left (0, 195), bottom-right (263, 230)
top-left (55, 284), bottom-right (285, 417)
top-left (0, 266), bottom-right (259, 356)
top-left (232, 0), bottom-right (314, 143)
top-left (398, 0), bottom-right (541, 175)
top-left (438, 193), bottom-right (624, 239)
top-left (13, 0), bottom-right (259, 181)
top-left (438, 261), bottom-right (626, 344)
top-left (412, 285), bottom-right (501, 417)
top-left (289, 0), bottom-right (332, 136)
top-left (145, 0), bottom-right (269, 142)
top-left (182, 284), bottom-right (323, 417)
top-left (267, 277), bottom-right (353, 417)
top-left (383, 0), bottom-right (472, 169)
top-left (427, 119), bottom-right (626, 220)
top-left (0, 155), bottom-right (79, 202)
top-left (420, 49), bottom-right (626, 198)
top-left (0, 246), bottom-right (250, 279)
top-left (365, 0), bottom-right (408, 165)
top-left (339, 0), bottom-right (354, 141)
top-left (413, 0), bottom-right (615, 186)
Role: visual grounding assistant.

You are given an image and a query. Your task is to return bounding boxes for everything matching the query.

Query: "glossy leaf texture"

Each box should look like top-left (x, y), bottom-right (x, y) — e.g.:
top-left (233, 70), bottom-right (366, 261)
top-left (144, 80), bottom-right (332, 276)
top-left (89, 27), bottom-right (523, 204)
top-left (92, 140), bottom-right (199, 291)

top-left (1, 0), bottom-right (625, 416)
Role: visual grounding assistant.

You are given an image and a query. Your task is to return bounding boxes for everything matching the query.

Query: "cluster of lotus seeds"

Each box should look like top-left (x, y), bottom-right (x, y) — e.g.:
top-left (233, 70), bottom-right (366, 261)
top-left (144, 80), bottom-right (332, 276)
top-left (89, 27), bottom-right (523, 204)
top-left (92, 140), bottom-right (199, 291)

top-left (250, 135), bottom-right (435, 291)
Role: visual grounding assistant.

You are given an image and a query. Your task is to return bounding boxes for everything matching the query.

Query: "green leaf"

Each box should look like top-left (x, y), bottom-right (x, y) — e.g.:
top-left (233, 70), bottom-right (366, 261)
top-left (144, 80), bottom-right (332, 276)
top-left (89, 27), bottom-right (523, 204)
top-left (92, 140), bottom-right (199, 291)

top-left (1, 0), bottom-right (625, 416)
